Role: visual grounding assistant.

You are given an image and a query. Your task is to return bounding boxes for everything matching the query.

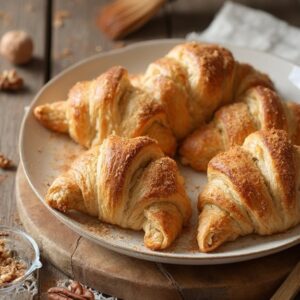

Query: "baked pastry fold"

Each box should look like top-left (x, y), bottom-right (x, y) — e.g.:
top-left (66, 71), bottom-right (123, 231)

top-left (180, 86), bottom-right (300, 171)
top-left (46, 135), bottom-right (192, 250)
top-left (197, 129), bottom-right (300, 252)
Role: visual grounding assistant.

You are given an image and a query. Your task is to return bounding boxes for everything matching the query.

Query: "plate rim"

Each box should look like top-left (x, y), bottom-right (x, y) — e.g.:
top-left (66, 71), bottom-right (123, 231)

top-left (19, 38), bottom-right (300, 265)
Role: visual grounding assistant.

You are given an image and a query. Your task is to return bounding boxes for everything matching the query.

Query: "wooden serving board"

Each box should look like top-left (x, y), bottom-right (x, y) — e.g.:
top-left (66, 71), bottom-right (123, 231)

top-left (15, 166), bottom-right (300, 300)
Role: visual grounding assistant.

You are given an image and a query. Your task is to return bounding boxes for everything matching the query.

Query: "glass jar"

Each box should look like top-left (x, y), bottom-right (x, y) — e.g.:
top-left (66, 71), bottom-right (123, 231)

top-left (0, 226), bottom-right (42, 300)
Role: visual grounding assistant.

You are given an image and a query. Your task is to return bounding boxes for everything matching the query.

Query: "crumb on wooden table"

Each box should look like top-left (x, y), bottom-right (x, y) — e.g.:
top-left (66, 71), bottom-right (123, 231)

top-left (0, 153), bottom-right (13, 169)
top-left (55, 48), bottom-right (73, 60)
top-left (95, 45), bottom-right (102, 52)
top-left (0, 11), bottom-right (12, 25)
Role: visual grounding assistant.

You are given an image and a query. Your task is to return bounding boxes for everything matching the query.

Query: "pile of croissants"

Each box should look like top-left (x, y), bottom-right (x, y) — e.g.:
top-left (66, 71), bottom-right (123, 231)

top-left (34, 42), bottom-right (300, 252)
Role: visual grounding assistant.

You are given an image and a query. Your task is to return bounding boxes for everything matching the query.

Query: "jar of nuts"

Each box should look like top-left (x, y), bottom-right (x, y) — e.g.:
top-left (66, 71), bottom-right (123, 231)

top-left (0, 226), bottom-right (42, 299)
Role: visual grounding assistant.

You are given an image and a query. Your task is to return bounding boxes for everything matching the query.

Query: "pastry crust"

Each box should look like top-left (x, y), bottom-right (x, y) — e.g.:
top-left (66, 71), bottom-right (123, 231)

top-left (33, 42), bottom-right (273, 155)
top-left (197, 129), bottom-right (300, 252)
top-left (46, 135), bottom-right (192, 251)
top-left (180, 86), bottom-right (300, 171)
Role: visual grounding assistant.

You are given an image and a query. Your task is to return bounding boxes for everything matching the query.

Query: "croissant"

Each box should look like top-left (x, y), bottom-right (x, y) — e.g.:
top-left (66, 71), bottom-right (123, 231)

top-left (180, 86), bottom-right (300, 171)
top-left (34, 66), bottom-right (177, 156)
top-left (34, 42), bottom-right (273, 155)
top-left (197, 129), bottom-right (300, 252)
top-left (46, 135), bottom-right (192, 250)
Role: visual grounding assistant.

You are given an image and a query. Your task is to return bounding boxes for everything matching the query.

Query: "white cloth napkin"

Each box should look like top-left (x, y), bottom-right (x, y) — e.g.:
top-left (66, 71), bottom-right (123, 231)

top-left (187, 1), bottom-right (300, 66)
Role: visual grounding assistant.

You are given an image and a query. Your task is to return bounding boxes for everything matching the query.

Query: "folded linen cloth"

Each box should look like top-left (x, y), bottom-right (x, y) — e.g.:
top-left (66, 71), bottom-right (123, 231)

top-left (187, 1), bottom-right (300, 66)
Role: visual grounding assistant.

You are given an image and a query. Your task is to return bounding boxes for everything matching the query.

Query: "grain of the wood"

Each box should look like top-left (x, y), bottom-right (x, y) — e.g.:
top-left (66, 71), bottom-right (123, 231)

top-left (52, 0), bottom-right (114, 76)
top-left (0, 0), bottom-right (46, 227)
top-left (271, 260), bottom-right (300, 300)
top-left (52, 0), bottom-right (168, 76)
top-left (16, 165), bottom-right (300, 300)
top-left (0, 0), bottom-right (60, 297)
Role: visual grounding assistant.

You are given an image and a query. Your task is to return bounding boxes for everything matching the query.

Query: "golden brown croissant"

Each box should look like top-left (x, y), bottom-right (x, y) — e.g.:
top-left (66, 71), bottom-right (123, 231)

top-left (46, 135), bottom-right (192, 250)
top-left (180, 86), bottom-right (300, 171)
top-left (198, 129), bottom-right (300, 252)
top-left (34, 66), bottom-right (176, 156)
top-left (34, 42), bottom-right (273, 155)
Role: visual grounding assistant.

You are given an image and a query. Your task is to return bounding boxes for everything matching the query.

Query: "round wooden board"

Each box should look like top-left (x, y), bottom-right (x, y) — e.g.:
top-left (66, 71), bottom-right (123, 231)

top-left (16, 166), bottom-right (300, 300)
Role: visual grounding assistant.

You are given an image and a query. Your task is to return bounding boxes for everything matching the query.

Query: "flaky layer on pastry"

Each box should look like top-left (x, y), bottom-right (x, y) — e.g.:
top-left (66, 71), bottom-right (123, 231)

top-left (180, 86), bottom-right (300, 171)
top-left (34, 42), bottom-right (273, 156)
top-left (46, 135), bottom-right (192, 251)
top-left (197, 129), bottom-right (300, 252)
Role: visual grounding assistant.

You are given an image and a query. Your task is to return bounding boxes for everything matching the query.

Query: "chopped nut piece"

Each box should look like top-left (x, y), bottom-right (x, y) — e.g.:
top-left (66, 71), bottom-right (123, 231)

top-left (48, 281), bottom-right (95, 300)
top-left (0, 70), bottom-right (23, 91)
top-left (55, 48), bottom-right (73, 60)
top-left (53, 10), bottom-right (71, 29)
top-left (0, 153), bottom-right (13, 169)
top-left (0, 238), bottom-right (27, 285)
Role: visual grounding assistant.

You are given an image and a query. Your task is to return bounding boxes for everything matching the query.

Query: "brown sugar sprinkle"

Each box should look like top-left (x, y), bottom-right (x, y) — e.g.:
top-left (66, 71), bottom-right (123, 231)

top-left (53, 10), bottom-right (71, 29)
top-left (0, 153), bottom-right (13, 169)
top-left (0, 70), bottom-right (23, 91)
top-left (0, 238), bottom-right (27, 285)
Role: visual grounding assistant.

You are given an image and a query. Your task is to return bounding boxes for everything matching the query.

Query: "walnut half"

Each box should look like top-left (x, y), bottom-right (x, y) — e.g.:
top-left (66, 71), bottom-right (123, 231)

top-left (0, 153), bottom-right (13, 169)
top-left (0, 69), bottom-right (23, 91)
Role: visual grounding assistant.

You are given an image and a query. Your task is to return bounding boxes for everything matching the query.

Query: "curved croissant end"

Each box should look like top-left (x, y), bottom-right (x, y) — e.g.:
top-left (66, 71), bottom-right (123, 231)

top-left (197, 205), bottom-right (240, 252)
top-left (46, 175), bottom-right (86, 214)
top-left (46, 135), bottom-right (191, 251)
top-left (143, 203), bottom-right (183, 250)
top-left (179, 123), bottom-right (224, 171)
top-left (34, 101), bottom-right (68, 133)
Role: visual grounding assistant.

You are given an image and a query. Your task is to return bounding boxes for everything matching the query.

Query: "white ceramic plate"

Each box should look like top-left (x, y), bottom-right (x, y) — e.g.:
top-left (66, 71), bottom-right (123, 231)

top-left (20, 39), bottom-right (300, 265)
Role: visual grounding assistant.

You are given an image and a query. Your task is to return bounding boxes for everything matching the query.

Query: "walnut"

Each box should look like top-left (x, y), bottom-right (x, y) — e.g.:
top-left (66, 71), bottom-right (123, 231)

top-left (0, 153), bottom-right (13, 169)
top-left (0, 70), bottom-right (23, 91)
top-left (48, 281), bottom-right (95, 300)
top-left (0, 30), bottom-right (33, 64)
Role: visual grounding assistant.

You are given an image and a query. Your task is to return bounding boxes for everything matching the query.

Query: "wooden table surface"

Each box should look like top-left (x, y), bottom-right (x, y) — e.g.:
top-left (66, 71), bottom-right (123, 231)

top-left (0, 0), bottom-right (300, 298)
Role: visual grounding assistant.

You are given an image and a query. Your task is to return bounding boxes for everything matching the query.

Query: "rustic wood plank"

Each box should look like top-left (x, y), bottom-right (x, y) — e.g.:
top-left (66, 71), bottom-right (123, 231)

top-left (271, 260), bottom-right (300, 300)
top-left (51, 0), bottom-right (168, 76)
top-left (16, 165), bottom-right (300, 300)
top-left (0, 0), bottom-right (47, 227)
